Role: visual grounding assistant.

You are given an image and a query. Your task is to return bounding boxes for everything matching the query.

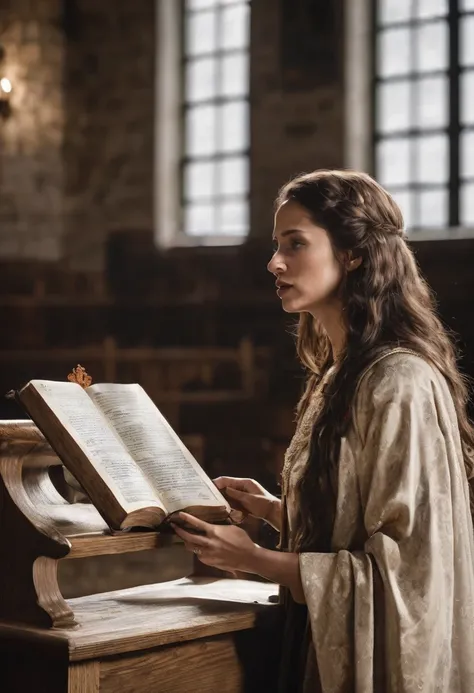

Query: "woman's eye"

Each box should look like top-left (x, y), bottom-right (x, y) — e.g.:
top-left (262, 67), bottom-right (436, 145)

top-left (291, 239), bottom-right (304, 250)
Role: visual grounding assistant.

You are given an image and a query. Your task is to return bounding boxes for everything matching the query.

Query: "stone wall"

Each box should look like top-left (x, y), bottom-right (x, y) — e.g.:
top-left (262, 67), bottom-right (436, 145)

top-left (0, 0), bottom-right (345, 267)
top-left (250, 0), bottom-right (345, 240)
top-left (62, 0), bottom-right (155, 270)
top-left (0, 0), bottom-right (155, 270)
top-left (0, 0), bottom-right (64, 259)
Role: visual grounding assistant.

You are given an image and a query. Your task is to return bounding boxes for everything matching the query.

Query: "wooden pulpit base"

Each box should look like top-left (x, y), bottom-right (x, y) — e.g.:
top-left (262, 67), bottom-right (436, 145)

top-left (1, 577), bottom-right (281, 693)
top-left (0, 420), bottom-right (283, 692)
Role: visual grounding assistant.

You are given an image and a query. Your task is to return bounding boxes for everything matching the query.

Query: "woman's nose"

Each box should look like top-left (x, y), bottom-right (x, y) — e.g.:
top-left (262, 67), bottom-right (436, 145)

top-left (267, 252), bottom-right (286, 275)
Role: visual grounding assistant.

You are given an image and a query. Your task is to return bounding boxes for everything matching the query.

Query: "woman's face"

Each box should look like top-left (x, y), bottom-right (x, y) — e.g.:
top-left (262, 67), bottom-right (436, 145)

top-left (267, 200), bottom-right (344, 315)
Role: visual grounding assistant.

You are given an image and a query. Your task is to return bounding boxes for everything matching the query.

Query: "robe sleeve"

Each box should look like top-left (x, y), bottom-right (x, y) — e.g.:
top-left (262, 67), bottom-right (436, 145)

top-left (298, 355), bottom-right (474, 693)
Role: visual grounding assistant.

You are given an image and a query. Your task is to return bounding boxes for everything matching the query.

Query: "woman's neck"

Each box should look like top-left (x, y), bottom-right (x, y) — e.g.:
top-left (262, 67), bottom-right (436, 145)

top-left (310, 303), bottom-right (347, 361)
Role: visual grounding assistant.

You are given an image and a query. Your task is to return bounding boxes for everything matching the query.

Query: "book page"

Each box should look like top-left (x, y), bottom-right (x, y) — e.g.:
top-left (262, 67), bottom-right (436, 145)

top-left (29, 381), bottom-right (160, 508)
top-left (87, 383), bottom-right (228, 514)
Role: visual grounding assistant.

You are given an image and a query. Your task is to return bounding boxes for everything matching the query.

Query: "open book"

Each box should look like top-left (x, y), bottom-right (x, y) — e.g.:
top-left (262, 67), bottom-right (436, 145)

top-left (16, 380), bottom-right (231, 531)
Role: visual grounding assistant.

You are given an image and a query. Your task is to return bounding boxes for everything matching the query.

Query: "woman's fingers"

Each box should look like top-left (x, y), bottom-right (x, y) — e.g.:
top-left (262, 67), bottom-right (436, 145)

top-left (176, 511), bottom-right (211, 532)
top-left (226, 487), bottom-right (246, 498)
top-left (170, 512), bottom-right (216, 552)
top-left (171, 524), bottom-right (207, 544)
top-left (171, 524), bottom-right (212, 552)
top-left (224, 486), bottom-right (253, 514)
top-left (229, 509), bottom-right (246, 524)
top-left (213, 476), bottom-right (257, 492)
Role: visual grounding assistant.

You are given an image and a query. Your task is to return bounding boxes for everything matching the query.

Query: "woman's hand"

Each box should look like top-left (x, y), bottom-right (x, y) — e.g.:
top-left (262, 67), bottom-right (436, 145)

top-left (171, 512), bottom-right (259, 573)
top-left (213, 476), bottom-right (281, 531)
top-left (172, 512), bottom-right (305, 602)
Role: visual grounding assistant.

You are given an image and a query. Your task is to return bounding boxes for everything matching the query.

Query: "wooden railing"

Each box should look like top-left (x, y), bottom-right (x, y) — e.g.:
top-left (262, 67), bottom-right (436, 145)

top-left (0, 336), bottom-right (270, 404)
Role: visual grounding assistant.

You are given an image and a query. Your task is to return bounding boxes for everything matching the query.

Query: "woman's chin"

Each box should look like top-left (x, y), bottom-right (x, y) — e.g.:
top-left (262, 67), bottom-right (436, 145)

top-left (281, 297), bottom-right (305, 314)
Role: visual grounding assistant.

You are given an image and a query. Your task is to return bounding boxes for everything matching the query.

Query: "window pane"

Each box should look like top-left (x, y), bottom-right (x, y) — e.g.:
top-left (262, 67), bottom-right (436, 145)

top-left (185, 204), bottom-right (216, 235)
top-left (416, 76), bottom-right (448, 128)
top-left (220, 53), bottom-right (249, 97)
top-left (186, 0), bottom-right (218, 8)
top-left (377, 81), bottom-right (411, 133)
top-left (417, 189), bottom-right (448, 227)
top-left (377, 139), bottom-right (411, 186)
top-left (185, 10), bottom-right (217, 56)
top-left (460, 183), bottom-right (474, 224)
top-left (184, 161), bottom-right (216, 201)
top-left (217, 156), bottom-right (249, 196)
top-left (415, 135), bottom-right (448, 184)
top-left (415, 21), bottom-right (448, 72)
top-left (185, 58), bottom-right (217, 103)
top-left (217, 200), bottom-right (248, 235)
top-left (218, 101), bottom-right (249, 152)
top-left (461, 130), bottom-right (474, 179)
top-left (377, 28), bottom-right (412, 77)
top-left (220, 4), bottom-right (250, 50)
top-left (416, 0), bottom-right (448, 18)
top-left (461, 70), bottom-right (474, 124)
top-left (390, 190), bottom-right (413, 230)
top-left (461, 16), bottom-right (474, 67)
top-left (378, 0), bottom-right (412, 25)
top-left (185, 105), bottom-right (217, 156)
top-left (460, 0), bottom-right (474, 9)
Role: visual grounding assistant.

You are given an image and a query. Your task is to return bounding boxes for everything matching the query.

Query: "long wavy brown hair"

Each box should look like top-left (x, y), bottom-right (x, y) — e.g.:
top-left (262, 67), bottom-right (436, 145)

top-left (275, 169), bottom-right (474, 552)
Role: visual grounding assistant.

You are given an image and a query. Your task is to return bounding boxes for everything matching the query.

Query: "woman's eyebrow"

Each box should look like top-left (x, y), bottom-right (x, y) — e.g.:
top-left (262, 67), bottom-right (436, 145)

top-left (272, 229), bottom-right (303, 241)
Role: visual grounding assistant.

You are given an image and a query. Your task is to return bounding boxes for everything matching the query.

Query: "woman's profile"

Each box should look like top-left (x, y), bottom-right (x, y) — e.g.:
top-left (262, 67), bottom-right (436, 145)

top-left (173, 169), bottom-right (474, 692)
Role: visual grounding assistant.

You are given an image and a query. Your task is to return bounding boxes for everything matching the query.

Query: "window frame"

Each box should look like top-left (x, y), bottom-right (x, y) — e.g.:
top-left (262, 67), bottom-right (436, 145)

top-left (154, 0), bottom-right (251, 249)
top-left (370, 0), bottom-right (474, 236)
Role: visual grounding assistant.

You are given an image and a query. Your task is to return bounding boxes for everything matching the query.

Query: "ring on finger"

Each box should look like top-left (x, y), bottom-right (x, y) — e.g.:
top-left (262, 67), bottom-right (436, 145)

top-left (193, 547), bottom-right (202, 555)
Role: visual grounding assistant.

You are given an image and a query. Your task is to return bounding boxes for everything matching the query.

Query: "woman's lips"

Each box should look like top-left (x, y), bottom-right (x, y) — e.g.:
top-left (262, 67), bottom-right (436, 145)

top-left (276, 284), bottom-right (293, 298)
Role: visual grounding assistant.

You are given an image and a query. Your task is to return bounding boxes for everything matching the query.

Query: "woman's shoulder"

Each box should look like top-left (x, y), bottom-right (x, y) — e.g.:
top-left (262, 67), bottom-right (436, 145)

top-left (357, 348), bottom-right (439, 397)
top-left (347, 349), bottom-right (463, 463)
top-left (351, 348), bottom-right (448, 430)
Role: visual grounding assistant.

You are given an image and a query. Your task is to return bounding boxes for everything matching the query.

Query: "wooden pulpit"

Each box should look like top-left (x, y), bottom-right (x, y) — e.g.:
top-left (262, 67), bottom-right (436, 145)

top-left (0, 421), bottom-right (282, 692)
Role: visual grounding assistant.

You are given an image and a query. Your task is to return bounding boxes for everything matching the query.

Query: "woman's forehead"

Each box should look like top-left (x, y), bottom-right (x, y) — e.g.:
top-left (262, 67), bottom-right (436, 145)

top-left (274, 200), bottom-right (312, 226)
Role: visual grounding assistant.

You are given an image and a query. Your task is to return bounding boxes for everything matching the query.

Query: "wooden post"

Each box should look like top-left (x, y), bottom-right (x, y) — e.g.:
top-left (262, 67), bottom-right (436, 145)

top-left (239, 337), bottom-right (255, 397)
top-left (103, 337), bottom-right (117, 383)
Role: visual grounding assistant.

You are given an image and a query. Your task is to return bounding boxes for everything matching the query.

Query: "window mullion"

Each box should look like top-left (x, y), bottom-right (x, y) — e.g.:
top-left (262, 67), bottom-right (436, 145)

top-left (448, 0), bottom-right (461, 226)
top-left (410, 0), bottom-right (418, 228)
top-left (214, 3), bottom-right (222, 235)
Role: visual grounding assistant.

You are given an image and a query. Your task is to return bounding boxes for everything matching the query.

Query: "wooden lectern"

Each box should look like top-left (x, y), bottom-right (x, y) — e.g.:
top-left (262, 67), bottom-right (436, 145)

top-left (0, 421), bottom-right (282, 692)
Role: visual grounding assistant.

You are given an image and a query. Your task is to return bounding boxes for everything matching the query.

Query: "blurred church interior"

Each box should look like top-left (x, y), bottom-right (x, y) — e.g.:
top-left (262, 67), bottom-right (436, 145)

top-left (0, 0), bottom-right (473, 594)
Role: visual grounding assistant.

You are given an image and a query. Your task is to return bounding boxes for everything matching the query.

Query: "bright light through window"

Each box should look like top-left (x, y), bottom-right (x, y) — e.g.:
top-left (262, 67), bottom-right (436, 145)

top-left (374, 0), bottom-right (474, 231)
top-left (182, 0), bottom-right (251, 239)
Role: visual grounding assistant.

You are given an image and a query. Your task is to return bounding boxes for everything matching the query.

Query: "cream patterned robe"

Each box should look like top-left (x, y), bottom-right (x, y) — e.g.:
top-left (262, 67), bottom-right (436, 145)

top-left (286, 351), bottom-right (474, 693)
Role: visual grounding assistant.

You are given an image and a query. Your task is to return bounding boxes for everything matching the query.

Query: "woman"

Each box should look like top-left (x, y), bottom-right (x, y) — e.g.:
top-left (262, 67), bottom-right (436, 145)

top-left (172, 170), bottom-right (474, 692)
